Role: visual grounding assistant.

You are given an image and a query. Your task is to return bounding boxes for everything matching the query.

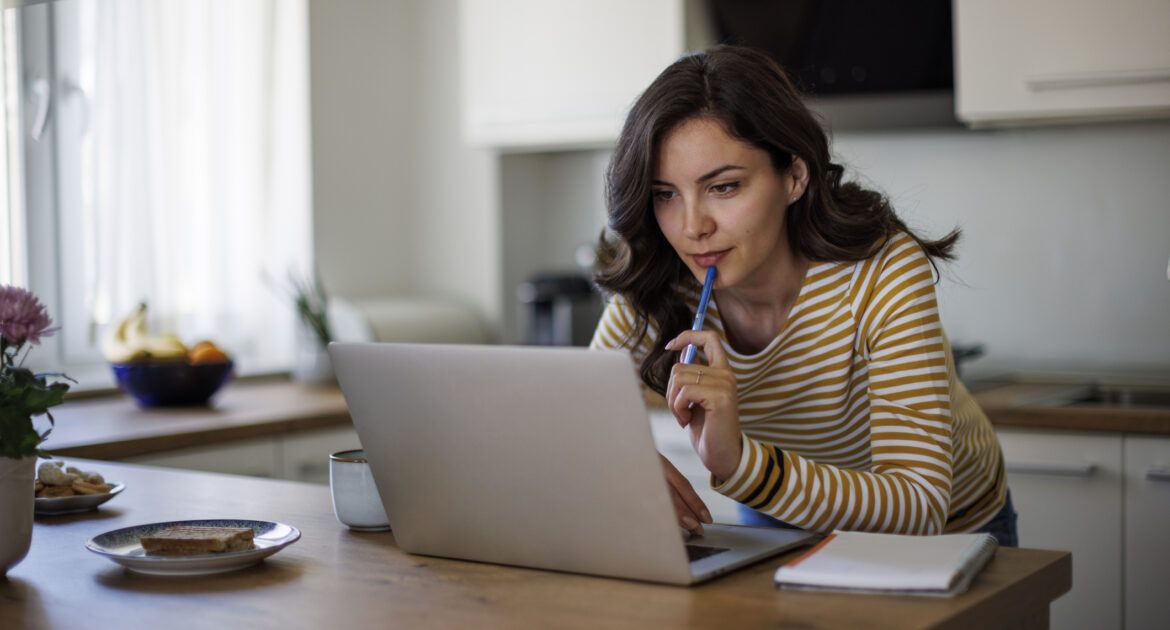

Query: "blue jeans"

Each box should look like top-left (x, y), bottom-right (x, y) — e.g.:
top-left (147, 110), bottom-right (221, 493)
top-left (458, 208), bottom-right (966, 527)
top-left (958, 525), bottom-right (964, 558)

top-left (737, 489), bottom-right (1020, 548)
top-left (973, 490), bottom-right (1019, 547)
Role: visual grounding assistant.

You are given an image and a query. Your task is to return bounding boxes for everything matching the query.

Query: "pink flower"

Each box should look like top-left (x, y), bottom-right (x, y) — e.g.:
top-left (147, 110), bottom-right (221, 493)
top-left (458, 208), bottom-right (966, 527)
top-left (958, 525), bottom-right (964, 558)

top-left (0, 285), bottom-right (56, 347)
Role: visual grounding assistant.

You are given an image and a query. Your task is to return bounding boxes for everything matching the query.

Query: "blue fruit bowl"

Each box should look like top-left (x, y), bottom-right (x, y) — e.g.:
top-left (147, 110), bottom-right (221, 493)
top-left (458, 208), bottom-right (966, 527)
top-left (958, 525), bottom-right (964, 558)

top-left (111, 361), bottom-right (235, 407)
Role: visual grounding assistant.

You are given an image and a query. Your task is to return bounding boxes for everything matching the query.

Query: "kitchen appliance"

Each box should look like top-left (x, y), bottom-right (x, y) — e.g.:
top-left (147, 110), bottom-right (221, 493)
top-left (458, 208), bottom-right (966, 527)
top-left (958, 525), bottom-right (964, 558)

top-left (517, 273), bottom-right (601, 346)
top-left (706, 0), bottom-right (953, 97)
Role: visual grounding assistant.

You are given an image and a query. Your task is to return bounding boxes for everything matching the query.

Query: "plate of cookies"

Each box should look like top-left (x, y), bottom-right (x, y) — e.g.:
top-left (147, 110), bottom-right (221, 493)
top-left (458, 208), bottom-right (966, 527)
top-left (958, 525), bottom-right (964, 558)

top-left (85, 519), bottom-right (301, 576)
top-left (34, 460), bottom-right (124, 515)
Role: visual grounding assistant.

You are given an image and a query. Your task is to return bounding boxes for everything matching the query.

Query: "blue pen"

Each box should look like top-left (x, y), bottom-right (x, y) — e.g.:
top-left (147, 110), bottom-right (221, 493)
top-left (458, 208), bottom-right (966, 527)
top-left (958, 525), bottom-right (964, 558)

top-left (681, 267), bottom-right (717, 364)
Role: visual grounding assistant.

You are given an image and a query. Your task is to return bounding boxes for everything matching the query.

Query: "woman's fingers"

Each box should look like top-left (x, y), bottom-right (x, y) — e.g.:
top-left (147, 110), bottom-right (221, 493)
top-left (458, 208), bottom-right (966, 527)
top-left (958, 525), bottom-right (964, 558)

top-left (669, 487), bottom-right (704, 535)
top-left (667, 365), bottom-right (734, 422)
top-left (665, 368), bottom-right (694, 427)
top-left (664, 329), bottom-right (731, 429)
top-left (660, 455), bottom-right (712, 531)
top-left (666, 329), bottom-right (729, 368)
top-left (664, 359), bottom-right (743, 481)
top-left (669, 472), bottom-right (712, 525)
top-left (662, 331), bottom-right (743, 483)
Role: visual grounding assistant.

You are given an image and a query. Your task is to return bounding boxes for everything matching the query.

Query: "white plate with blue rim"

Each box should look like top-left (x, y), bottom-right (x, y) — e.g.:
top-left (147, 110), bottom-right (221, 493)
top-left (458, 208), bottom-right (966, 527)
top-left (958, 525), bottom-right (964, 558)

top-left (35, 482), bottom-right (125, 516)
top-left (85, 519), bottom-right (301, 576)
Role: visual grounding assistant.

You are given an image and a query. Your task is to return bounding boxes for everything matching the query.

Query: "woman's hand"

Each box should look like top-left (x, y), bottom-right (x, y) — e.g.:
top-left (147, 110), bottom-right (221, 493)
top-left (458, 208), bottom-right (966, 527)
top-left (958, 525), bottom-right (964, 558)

top-left (665, 330), bottom-right (742, 482)
top-left (659, 453), bottom-right (711, 535)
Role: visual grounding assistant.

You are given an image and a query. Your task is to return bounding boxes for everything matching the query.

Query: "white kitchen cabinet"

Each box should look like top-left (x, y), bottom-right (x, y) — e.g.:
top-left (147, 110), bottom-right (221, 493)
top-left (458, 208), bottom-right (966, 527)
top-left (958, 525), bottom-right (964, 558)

top-left (1123, 435), bottom-right (1170, 630)
top-left (124, 438), bottom-right (281, 479)
top-left (996, 427), bottom-right (1123, 630)
top-left (458, 0), bottom-right (685, 149)
top-left (121, 426), bottom-right (361, 485)
top-left (279, 426), bottom-right (362, 485)
top-left (954, 0), bottom-right (1170, 126)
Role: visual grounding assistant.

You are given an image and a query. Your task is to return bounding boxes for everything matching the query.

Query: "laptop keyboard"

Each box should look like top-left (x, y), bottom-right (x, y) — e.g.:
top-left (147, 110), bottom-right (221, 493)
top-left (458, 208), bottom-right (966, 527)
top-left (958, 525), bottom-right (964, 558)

top-left (686, 544), bottom-right (731, 563)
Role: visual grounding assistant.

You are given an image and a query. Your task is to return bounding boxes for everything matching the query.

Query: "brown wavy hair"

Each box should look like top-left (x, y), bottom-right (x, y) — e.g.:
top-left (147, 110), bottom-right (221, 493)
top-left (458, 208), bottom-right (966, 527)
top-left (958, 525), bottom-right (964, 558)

top-left (594, 45), bottom-right (959, 395)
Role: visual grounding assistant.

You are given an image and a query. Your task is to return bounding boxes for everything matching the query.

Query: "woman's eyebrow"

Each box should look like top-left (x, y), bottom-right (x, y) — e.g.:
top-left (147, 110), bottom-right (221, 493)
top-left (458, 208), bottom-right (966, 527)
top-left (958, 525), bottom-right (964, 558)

top-left (696, 165), bottom-right (745, 183)
top-left (651, 165), bottom-right (746, 187)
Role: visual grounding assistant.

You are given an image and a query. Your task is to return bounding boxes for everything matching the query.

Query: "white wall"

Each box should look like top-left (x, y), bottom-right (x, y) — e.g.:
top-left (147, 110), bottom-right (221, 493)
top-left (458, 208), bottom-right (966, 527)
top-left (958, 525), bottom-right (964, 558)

top-left (308, 0), bottom-right (420, 299)
top-left (830, 121), bottom-right (1170, 375)
top-left (413, 0), bottom-right (501, 333)
top-left (308, 0), bottom-right (500, 333)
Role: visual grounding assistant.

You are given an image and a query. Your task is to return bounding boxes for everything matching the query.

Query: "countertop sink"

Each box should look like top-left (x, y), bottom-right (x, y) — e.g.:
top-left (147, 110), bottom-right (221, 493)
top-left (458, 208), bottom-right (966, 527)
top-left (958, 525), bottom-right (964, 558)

top-left (961, 377), bottom-right (1170, 433)
top-left (963, 379), bottom-right (1170, 411)
top-left (1061, 387), bottom-right (1170, 409)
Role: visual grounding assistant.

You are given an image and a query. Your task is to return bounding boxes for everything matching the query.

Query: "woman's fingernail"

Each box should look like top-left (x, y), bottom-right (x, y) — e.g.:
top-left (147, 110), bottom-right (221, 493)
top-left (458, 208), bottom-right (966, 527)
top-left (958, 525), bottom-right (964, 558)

top-left (664, 338), bottom-right (676, 350)
top-left (701, 510), bottom-right (712, 524)
top-left (681, 515), bottom-right (699, 530)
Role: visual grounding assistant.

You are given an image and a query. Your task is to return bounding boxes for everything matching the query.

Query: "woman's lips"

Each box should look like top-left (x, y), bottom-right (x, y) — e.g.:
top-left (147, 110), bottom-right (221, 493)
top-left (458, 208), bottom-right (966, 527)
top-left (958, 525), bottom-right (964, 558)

top-left (691, 249), bottom-right (730, 268)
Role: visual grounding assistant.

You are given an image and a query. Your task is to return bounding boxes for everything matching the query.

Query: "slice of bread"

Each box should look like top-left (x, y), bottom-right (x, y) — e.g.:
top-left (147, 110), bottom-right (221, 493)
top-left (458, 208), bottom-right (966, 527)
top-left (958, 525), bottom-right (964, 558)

top-left (140, 526), bottom-right (255, 556)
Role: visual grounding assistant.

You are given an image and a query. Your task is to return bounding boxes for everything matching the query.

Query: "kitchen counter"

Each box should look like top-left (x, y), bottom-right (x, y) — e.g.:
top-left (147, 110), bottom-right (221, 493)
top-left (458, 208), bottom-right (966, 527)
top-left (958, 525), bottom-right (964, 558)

top-left (44, 379), bottom-right (351, 459)
top-left (2, 460), bottom-right (1071, 629)
top-left (970, 382), bottom-right (1170, 435)
top-left (41, 377), bottom-right (1170, 465)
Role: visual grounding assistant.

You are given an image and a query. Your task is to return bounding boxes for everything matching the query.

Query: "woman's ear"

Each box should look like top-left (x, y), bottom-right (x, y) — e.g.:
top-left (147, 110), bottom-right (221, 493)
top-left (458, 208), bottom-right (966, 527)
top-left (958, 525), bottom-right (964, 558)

top-left (787, 157), bottom-right (810, 205)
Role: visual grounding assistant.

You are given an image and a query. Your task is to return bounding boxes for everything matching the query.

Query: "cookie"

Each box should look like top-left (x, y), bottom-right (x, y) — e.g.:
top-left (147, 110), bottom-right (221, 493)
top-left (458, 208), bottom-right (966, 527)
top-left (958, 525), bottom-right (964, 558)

top-left (72, 479), bottom-right (112, 495)
top-left (38, 461), bottom-right (78, 487)
top-left (39, 485), bottom-right (76, 498)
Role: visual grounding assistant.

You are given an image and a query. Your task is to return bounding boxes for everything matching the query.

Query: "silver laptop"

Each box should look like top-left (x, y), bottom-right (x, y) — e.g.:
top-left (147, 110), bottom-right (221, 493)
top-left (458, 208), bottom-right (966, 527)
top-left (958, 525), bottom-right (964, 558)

top-left (329, 342), bottom-right (815, 585)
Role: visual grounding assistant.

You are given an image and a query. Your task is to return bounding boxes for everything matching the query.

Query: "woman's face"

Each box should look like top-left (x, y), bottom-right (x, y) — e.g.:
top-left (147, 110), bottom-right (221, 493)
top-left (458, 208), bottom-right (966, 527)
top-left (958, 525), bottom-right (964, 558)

top-left (651, 117), bottom-right (807, 291)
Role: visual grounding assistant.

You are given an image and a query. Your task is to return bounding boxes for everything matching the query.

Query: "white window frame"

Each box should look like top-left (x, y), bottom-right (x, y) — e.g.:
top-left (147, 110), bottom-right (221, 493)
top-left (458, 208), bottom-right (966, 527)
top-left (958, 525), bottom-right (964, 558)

top-left (7, 1), bottom-right (311, 387)
top-left (0, 10), bottom-right (25, 287)
top-left (10, 3), bottom-right (67, 376)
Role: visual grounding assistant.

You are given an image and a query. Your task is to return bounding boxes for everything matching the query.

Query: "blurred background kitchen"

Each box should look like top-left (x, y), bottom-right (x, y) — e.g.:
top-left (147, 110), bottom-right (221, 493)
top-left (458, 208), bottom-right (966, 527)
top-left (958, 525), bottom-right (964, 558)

top-left (4, 0), bottom-right (1168, 382)
top-left (2, 1), bottom-right (1169, 629)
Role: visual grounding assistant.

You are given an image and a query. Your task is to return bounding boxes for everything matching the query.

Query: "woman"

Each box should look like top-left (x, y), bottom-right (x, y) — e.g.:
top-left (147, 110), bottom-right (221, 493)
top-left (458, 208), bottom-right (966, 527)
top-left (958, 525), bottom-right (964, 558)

top-left (590, 46), bottom-right (1016, 546)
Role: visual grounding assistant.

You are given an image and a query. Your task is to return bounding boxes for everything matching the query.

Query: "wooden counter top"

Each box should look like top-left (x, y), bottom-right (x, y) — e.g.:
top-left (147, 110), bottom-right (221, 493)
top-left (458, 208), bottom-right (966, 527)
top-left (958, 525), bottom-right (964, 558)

top-left (43, 380), bottom-right (351, 459)
top-left (2, 460), bottom-right (1071, 629)
top-left (38, 378), bottom-right (1169, 465)
top-left (972, 383), bottom-right (1170, 435)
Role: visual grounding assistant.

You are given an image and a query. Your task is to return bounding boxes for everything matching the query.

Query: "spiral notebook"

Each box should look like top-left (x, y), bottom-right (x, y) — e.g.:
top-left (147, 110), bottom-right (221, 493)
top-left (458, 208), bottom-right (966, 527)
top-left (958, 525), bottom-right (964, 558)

top-left (774, 531), bottom-right (998, 597)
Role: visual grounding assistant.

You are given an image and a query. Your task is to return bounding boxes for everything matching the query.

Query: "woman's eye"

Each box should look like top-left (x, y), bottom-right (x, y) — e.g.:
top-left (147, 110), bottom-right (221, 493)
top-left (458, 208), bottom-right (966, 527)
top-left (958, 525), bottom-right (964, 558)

top-left (652, 189), bottom-right (675, 202)
top-left (711, 181), bottom-right (739, 195)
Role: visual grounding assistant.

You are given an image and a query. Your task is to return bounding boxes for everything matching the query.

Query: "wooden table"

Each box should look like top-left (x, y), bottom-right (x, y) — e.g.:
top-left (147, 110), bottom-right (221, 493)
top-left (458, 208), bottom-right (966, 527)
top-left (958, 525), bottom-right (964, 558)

top-left (3, 461), bottom-right (1071, 629)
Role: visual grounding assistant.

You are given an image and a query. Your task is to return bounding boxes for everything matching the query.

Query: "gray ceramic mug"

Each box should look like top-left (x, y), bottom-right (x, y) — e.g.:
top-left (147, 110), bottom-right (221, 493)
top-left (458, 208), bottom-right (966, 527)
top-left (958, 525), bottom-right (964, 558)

top-left (329, 449), bottom-right (390, 531)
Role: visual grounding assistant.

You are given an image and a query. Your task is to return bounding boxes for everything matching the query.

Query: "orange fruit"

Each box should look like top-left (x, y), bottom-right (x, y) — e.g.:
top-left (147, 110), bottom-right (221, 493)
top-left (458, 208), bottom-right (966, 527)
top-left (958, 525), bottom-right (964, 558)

top-left (190, 340), bottom-right (216, 353)
top-left (189, 344), bottom-right (230, 364)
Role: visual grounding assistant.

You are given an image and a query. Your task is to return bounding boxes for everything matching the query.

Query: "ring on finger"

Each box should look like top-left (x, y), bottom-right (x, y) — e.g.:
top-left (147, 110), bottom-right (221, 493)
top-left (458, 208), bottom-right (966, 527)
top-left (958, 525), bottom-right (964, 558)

top-left (695, 369), bottom-right (704, 385)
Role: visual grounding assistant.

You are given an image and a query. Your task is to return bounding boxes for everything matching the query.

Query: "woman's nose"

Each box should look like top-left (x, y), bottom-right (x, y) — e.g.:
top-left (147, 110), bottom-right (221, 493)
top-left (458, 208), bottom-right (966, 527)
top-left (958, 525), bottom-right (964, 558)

top-left (682, 202), bottom-right (714, 240)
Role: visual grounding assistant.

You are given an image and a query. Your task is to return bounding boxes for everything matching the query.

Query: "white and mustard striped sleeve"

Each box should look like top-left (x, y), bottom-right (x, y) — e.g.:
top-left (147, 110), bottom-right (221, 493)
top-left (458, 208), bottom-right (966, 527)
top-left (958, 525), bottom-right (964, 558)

top-left (713, 235), bottom-right (954, 535)
top-left (589, 294), bottom-right (656, 360)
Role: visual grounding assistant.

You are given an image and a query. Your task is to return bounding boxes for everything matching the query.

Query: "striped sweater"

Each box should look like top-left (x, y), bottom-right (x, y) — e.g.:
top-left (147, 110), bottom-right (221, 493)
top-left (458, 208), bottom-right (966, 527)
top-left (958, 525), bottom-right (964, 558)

top-left (591, 232), bottom-right (1006, 535)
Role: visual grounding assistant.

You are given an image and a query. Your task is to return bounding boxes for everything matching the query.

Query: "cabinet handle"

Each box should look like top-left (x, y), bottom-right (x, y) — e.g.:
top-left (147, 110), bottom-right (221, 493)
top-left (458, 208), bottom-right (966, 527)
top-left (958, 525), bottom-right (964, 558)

top-left (1026, 68), bottom-right (1170, 91)
top-left (1146, 466), bottom-right (1170, 482)
top-left (1006, 461), bottom-right (1097, 477)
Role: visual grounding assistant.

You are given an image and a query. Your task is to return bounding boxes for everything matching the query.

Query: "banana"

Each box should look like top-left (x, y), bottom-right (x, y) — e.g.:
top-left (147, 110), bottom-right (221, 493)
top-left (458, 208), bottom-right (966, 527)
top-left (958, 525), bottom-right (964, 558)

top-left (101, 303), bottom-right (189, 363)
top-left (143, 333), bottom-right (189, 361)
top-left (102, 303), bottom-right (149, 363)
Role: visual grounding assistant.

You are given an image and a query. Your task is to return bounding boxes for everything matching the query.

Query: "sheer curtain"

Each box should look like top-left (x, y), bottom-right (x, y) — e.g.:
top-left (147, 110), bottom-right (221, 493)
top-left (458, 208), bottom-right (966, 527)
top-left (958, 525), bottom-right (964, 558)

top-left (0, 14), bottom-right (19, 287)
top-left (57, 0), bottom-right (310, 367)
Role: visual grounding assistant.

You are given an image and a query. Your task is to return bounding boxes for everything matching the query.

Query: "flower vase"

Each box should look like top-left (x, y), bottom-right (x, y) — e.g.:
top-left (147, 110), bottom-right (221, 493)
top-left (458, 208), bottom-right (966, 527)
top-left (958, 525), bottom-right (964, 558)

top-left (0, 456), bottom-right (35, 576)
top-left (292, 322), bottom-right (335, 387)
